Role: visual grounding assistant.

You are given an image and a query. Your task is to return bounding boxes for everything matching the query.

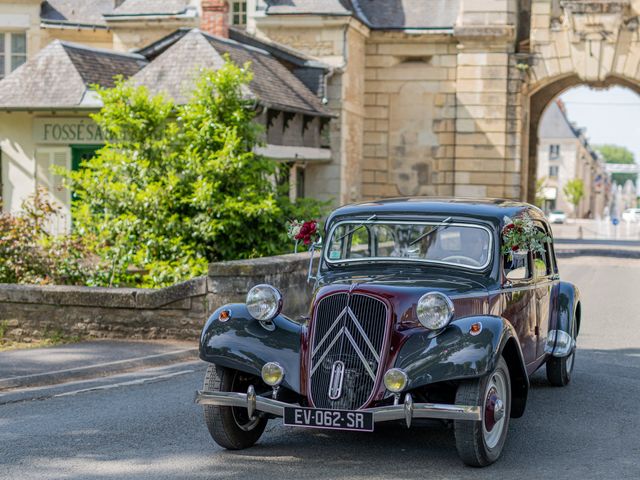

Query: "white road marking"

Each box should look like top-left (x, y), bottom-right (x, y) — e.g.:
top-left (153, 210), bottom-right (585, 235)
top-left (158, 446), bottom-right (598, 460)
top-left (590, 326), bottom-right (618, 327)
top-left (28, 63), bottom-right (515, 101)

top-left (53, 370), bottom-right (196, 397)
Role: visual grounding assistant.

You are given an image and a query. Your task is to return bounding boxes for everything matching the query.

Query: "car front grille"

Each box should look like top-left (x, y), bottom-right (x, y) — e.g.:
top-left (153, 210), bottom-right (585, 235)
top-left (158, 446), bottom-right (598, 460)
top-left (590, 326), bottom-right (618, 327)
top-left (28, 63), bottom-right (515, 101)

top-left (309, 293), bottom-right (388, 410)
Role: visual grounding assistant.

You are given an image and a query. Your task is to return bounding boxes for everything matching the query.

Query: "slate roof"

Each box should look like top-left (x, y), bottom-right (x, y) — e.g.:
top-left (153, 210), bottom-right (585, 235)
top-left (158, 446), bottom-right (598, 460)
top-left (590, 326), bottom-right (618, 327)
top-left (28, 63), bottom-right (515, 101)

top-left (109, 0), bottom-right (195, 16)
top-left (266, 0), bottom-right (354, 16)
top-left (265, 0), bottom-right (460, 29)
top-left (354, 0), bottom-right (460, 29)
top-left (131, 29), bottom-right (331, 116)
top-left (40, 0), bottom-right (195, 26)
top-left (539, 101), bottom-right (580, 140)
top-left (40, 0), bottom-right (114, 26)
top-left (228, 27), bottom-right (329, 97)
top-left (0, 41), bottom-right (147, 109)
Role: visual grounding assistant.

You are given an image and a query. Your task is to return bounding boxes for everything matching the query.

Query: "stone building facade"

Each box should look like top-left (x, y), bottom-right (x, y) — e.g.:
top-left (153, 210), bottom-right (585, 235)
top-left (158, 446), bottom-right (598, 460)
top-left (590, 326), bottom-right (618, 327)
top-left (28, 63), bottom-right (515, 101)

top-left (250, 0), bottom-right (640, 205)
top-left (0, 1), bottom-right (331, 224)
top-left (1, 0), bottom-right (640, 212)
top-left (537, 100), bottom-right (610, 218)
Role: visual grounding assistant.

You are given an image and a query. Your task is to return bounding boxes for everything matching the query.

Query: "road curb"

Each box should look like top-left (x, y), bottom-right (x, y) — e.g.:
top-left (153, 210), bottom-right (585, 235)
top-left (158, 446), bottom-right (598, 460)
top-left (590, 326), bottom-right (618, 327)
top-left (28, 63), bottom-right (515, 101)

top-left (555, 248), bottom-right (640, 259)
top-left (0, 347), bottom-right (199, 391)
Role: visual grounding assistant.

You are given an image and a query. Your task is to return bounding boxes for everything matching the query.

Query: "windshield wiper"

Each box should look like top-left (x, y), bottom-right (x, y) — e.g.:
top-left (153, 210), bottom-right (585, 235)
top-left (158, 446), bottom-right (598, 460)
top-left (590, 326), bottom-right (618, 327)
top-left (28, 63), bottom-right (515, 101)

top-left (408, 216), bottom-right (452, 246)
top-left (336, 214), bottom-right (377, 242)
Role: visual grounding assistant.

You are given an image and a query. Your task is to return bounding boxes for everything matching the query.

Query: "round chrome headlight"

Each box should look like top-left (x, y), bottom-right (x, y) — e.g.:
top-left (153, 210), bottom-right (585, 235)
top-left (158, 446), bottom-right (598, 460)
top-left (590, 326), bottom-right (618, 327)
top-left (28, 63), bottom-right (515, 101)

top-left (246, 284), bottom-right (282, 321)
top-left (416, 292), bottom-right (454, 330)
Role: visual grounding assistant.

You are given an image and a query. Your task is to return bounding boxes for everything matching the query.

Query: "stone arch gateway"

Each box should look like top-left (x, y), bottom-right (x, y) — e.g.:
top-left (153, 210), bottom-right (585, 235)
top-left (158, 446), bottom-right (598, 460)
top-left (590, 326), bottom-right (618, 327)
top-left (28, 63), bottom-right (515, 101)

top-left (523, 0), bottom-right (640, 202)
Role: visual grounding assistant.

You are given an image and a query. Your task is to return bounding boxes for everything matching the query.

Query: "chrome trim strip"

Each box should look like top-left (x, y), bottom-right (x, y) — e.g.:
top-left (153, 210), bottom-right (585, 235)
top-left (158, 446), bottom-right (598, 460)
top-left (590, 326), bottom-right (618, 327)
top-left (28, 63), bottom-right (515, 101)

top-left (343, 328), bottom-right (377, 381)
top-left (323, 220), bottom-right (494, 271)
top-left (310, 327), bottom-right (345, 376)
top-left (195, 390), bottom-right (482, 422)
top-left (311, 305), bottom-right (348, 356)
top-left (347, 308), bottom-right (381, 363)
top-left (328, 361), bottom-right (345, 400)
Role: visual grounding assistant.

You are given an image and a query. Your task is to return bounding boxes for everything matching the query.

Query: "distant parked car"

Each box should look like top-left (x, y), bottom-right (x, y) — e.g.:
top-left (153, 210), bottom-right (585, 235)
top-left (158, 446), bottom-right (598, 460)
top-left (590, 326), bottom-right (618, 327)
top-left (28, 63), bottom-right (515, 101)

top-left (548, 210), bottom-right (567, 224)
top-left (622, 208), bottom-right (640, 222)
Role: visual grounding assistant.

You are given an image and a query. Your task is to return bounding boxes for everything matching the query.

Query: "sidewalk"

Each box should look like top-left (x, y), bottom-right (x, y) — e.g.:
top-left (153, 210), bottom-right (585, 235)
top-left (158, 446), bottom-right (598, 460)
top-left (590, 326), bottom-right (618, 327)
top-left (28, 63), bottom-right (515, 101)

top-left (554, 239), bottom-right (640, 259)
top-left (0, 340), bottom-right (198, 391)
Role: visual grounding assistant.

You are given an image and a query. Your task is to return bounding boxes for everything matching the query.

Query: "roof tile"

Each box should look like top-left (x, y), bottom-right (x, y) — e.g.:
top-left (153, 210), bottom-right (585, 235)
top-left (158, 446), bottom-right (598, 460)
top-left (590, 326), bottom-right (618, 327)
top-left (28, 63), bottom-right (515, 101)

top-left (132, 29), bottom-right (331, 116)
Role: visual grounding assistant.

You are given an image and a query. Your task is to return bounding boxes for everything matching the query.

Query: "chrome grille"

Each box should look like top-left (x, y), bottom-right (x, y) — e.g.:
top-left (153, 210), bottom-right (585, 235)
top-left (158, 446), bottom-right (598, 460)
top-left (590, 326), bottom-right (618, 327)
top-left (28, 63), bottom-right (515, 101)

top-left (309, 293), bottom-right (388, 410)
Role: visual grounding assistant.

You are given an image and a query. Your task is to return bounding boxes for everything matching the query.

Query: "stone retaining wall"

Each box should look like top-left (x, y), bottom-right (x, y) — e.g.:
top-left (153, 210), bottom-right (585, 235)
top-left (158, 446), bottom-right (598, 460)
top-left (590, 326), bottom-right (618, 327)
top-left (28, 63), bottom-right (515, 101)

top-left (0, 252), bottom-right (315, 341)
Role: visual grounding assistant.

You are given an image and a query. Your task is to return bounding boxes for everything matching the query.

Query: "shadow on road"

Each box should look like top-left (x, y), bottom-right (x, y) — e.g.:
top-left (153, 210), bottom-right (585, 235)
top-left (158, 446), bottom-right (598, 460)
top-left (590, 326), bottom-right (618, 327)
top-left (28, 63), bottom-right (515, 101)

top-left (2, 347), bottom-right (638, 480)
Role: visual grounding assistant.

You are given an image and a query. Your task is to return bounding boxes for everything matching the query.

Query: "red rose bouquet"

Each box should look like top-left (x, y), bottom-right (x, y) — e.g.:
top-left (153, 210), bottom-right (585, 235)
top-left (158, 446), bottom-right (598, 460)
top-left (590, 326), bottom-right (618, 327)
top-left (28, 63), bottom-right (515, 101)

top-left (287, 219), bottom-right (320, 251)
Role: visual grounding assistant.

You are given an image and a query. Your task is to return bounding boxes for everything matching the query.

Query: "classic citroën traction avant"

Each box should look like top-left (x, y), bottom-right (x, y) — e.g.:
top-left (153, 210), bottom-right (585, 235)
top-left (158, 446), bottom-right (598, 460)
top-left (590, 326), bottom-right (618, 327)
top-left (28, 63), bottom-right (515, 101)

top-left (195, 198), bottom-right (580, 466)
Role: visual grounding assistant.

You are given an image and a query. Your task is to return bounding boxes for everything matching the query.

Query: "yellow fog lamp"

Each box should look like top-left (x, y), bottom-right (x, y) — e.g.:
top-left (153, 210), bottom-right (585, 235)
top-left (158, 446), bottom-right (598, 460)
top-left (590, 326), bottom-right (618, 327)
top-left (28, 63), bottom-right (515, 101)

top-left (261, 362), bottom-right (285, 387)
top-left (383, 368), bottom-right (408, 393)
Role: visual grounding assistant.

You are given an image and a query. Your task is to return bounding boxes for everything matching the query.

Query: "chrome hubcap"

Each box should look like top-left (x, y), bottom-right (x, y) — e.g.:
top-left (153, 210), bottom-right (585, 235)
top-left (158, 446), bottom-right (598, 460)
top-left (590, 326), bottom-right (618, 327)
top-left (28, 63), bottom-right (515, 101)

top-left (482, 370), bottom-right (507, 449)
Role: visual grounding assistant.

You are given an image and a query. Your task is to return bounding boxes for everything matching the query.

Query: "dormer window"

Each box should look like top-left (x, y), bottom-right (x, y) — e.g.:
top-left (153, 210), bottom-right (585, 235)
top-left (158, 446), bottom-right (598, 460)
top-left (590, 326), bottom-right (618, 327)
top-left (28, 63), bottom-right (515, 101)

top-left (230, 0), bottom-right (247, 27)
top-left (0, 32), bottom-right (26, 79)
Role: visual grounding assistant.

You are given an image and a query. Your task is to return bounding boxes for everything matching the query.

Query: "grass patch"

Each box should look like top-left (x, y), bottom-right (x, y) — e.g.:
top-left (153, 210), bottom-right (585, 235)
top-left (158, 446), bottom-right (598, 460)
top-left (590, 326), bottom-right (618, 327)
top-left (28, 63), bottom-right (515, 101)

top-left (0, 320), bottom-right (8, 339)
top-left (0, 326), bottom-right (82, 352)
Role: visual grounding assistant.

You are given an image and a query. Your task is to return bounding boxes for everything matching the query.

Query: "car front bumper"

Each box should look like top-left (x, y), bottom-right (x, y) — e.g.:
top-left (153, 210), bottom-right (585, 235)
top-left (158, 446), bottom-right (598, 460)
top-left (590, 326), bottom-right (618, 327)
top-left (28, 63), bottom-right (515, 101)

top-left (195, 388), bottom-right (482, 428)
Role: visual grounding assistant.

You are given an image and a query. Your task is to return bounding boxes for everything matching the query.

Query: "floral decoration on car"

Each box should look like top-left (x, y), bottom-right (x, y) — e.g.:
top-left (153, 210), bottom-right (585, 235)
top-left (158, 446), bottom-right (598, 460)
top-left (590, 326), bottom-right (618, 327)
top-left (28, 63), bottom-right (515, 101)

top-left (287, 220), bottom-right (320, 251)
top-left (501, 215), bottom-right (552, 258)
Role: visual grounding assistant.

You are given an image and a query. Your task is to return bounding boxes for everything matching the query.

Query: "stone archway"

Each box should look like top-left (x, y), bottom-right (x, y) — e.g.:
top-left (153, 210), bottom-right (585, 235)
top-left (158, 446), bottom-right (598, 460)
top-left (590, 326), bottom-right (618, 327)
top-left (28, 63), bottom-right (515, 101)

top-left (522, 0), bottom-right (640, 203)
top-left (524, 74), bottom-right (640, 203)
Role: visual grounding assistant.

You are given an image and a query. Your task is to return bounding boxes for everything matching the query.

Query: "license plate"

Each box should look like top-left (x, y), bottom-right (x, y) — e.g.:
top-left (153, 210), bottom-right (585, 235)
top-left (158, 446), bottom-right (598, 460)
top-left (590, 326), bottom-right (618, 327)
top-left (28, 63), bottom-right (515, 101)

top-left (283, 406), bottom-right (374, 432)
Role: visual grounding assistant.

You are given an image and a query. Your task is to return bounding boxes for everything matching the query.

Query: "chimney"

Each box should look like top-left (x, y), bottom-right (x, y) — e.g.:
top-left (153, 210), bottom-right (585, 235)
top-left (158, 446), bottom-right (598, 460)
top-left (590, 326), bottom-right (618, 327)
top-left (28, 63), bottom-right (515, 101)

top-left (201, 0), bottom-right (229, 38)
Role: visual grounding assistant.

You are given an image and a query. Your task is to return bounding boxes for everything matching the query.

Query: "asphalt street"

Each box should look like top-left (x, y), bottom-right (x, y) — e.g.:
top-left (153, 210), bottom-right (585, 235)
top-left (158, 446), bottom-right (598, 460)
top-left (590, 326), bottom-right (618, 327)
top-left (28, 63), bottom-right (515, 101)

top-left (1, 256), bottom-right (639, 479)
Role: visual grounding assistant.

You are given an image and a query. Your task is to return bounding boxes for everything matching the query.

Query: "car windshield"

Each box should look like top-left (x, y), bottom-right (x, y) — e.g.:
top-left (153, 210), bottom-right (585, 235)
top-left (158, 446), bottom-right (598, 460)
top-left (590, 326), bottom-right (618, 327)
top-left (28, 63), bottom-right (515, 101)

top-left (324, 220), bottom-right (492, 270)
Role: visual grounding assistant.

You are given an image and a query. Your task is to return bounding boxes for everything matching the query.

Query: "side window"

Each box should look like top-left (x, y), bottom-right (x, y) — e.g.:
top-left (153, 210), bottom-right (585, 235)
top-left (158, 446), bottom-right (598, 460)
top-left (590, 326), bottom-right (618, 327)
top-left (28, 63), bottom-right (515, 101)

top-left (503, 252), bottom-right (531, 282)
top-left (532, 225), bottom-right (552, 278)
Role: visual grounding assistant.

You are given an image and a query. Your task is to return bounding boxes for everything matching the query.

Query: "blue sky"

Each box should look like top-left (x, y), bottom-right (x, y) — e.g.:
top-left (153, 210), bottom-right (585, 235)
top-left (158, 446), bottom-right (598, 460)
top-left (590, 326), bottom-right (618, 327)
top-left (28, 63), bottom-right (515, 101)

top-left (558, 85), bottom-right (640, 164)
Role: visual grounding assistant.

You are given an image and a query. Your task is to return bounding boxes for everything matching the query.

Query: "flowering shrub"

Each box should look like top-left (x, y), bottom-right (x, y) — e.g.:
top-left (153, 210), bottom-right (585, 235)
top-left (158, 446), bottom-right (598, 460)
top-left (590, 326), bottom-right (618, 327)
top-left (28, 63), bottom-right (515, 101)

top-left (0, 189), bottom-right (96, 285)
top-left (501, 215), bottom-right (551, 258)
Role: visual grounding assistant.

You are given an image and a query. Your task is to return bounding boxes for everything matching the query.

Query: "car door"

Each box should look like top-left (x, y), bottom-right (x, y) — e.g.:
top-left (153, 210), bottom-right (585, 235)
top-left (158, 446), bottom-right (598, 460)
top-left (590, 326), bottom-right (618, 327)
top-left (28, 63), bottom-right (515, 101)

top-left (501, 251), bottom-right (538, 366)
top-left (532, 223), bottom-right (555, 359)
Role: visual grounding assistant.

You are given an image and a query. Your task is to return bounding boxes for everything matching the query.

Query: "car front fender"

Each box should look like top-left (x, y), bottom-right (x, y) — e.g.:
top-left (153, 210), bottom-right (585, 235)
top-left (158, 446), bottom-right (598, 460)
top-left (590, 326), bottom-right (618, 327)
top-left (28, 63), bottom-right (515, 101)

top-left (199, 304), bottom-right (303, 394)
top-left (393, 315), bottom-right (529, 417)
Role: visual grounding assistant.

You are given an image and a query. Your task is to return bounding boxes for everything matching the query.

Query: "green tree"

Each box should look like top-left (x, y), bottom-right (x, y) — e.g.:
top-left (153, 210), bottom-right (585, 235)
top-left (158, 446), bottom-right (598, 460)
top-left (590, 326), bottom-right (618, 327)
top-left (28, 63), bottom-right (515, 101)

top-left (563, 178), bottom-right (585, 218)
top-left (534, 176), bottom-right (548, 209)
top-left (61, 59), bottom-right (325, 287)
top-left (595, 144), bottom-right (637, 186)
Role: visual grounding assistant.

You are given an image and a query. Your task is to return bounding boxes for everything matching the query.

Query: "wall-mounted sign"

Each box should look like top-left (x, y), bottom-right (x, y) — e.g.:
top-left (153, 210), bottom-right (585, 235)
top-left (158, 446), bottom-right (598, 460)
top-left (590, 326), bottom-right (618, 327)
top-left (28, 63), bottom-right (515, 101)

top-left (33, 117), bottom-right (105, 145)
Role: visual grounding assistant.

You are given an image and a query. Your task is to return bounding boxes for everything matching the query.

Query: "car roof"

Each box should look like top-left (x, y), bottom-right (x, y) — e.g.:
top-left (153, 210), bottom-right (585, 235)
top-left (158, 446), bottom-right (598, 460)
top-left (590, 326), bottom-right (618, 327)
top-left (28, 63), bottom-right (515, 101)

top-left (326, 197), bottom-right (545, 228)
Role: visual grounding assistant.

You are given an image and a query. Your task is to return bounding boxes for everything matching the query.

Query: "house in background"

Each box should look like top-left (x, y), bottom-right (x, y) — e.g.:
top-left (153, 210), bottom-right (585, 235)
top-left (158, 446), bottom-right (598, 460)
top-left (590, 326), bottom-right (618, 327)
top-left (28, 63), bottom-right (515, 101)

top-left (0, 0), bottom-right (331, 229)
top-left (536, 100), bottom-right (610, 219)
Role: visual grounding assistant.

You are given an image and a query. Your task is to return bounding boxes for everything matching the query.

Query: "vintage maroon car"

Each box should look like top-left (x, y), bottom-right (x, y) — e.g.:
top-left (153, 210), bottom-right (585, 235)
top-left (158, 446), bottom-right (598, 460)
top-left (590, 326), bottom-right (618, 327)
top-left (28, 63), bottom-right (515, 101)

top-left (196, 198), bottom-right (580, 466)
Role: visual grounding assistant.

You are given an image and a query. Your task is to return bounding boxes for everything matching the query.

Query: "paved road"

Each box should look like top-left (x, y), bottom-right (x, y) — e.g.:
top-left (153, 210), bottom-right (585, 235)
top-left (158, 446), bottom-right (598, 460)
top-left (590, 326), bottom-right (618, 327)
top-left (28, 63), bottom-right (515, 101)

top-left (1, 257), bottom-right (639, 479)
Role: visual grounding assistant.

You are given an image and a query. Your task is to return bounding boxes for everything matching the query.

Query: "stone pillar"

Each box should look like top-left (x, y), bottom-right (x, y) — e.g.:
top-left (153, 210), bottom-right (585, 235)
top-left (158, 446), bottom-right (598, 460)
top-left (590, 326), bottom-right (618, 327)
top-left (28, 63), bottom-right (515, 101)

top-left (453, 0), bottom-right (521, 199)
top-left (201, 0), bottom-right (229, 38)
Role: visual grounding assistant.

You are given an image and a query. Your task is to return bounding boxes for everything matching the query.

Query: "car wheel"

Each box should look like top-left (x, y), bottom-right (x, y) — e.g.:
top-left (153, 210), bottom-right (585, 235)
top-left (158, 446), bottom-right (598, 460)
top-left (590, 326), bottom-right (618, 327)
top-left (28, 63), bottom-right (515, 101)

top-left (203, 364), bottom-right (268, 450)
top-left (454, 356), bottom-right (511, 467)
top-left (546, 322), bottom-right (576, 387)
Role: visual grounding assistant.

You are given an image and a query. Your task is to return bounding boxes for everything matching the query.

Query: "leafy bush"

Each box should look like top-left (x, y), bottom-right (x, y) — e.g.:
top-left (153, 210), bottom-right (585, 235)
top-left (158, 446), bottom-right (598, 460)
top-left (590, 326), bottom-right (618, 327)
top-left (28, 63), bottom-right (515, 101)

top-left (60, 59), bottom-right (328, 287)
top-left (0, 190), bottom-right (95, 285)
